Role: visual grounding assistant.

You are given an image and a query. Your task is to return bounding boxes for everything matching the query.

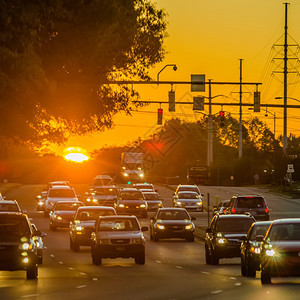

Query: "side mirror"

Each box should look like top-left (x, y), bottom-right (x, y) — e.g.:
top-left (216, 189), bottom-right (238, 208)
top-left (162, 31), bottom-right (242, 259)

top-left (255, 235), bottom-right (264, 242)
top-left (150, 216), bottom-right (155, 221)
top-left (155, 189), bottom-right (158, 192)
top-left (191, 216), bottom-right (196, 221)
top-left (201, 194), bottom-right (204, 197)
top-left (206, 228), bottom-right (213, 234)
top-left (40, 232), bottom-right (47, 238)
top-left (141, 226), bottom-right (148, 232)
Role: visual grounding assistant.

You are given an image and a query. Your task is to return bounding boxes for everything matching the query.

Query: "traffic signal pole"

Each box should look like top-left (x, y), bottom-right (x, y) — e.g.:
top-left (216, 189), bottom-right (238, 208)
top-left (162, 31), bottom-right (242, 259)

top-left (239, 59), bottom-right (243, 158)
top-left (208, 79), bottom-right (213, 167)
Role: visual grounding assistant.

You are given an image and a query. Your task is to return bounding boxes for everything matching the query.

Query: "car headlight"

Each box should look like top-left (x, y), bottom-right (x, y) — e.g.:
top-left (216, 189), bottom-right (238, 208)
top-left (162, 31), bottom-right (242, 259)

top-left (38, 201), bottom-right (44, 206)
top-left (185, 224), bottom-right (193, 230)
top-left (92, 199), bottom-right (98, 203)
top-left (76, 226), bottom-right (83, 231)
top-left (217, 238), bottom-right (227, 244)
top-left (176, 201), bottom-right (181, 205)
top-left (54, 215), bottom-right (62, 220)
top-left (86, 198), bottom-right (91, 202)
top-left (140, 204), bottom-right (146, 208)
top-left (250, 246), bottom-right (261, 254)
top-left (265, 249), bottom-right (279, 257)
top-left (19, 242), bottom-right (33, 250)
top-left (23, 257), bottom-right (30, 264)
top-left (119, 203), bottom-right (125, 208)
top-left (139, 173), bottom-right (144, 178)
top-left (132, 238), bottom-right (142, 244)
top-left (196, 202), bottom-right (202, 206)
top-left (156, 224), bottom-right (165, 230)
top-left (123, 173), bottom-right (129, 177)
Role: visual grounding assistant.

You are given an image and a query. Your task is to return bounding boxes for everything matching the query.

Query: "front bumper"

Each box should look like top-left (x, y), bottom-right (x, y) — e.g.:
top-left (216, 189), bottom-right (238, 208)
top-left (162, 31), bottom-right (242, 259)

top-left (214, 242), bottom-right (242, 258)
top-left (94, 244), bottom-right (145, 258)
top-left (116, 207), bottom-right (147, 217)
top-left (154, 226), bottom-right (194, 240)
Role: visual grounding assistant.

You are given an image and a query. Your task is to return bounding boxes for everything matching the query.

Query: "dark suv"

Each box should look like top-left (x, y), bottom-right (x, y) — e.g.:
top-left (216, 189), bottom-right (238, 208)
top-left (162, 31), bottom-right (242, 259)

top-left (0, 212), bottom-right (39, 279)
top-left (205, 214), bottom-right (255, 265)
top-left (227, 195), bottom-right (270, 221)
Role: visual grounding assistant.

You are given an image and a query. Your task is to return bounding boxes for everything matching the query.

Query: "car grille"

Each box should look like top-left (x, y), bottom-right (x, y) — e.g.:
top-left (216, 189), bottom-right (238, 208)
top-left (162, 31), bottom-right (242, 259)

top-left (165, 225), bottom-right (185, 231)
top-left (110, 239), bottom-right (130, 245)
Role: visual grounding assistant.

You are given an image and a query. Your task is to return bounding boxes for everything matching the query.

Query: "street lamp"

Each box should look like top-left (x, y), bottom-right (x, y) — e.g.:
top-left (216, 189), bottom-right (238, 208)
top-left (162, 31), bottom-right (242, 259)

top-left (156, 64), bottom-right (177, 84)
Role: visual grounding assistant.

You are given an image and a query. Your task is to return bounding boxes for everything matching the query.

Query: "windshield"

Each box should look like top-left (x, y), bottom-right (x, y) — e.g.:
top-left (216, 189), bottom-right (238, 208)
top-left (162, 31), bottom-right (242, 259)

top-left (98, 218), bottom-right (139, 231)
top-left (135, 184), bottom-right (152, 190)
top-left (268, 223), bottom-right (300, 241)
top-left (93, 178), bottom-right (113, 186)
top-left (178, 193), bottom-right (199, 199)
top-left (120, 191), bottom-right (144, 200)
top-left (236, 197), bottom-right (265, 208)
top-left (0, 216), bottom-right (31, 238)
top-left (158, 210), bottom-right (190, 220)
top-left (189, 167), bottom-right (207, 175)
top-left (54, 202), bottom-right (82, 211)
top-left (249, 224), bottom-right (271, 239)
top-left (94, 187), bottom-right (117, 195)
top-left (178, 187), bottom-right (199, 194)
top-left (0, 204), bottom-right (19, 212)
top-left (144, 193), bottom-right (159, 200)
top-left (49, 188), bottom-right (75, 198)
top-left (216, 218), bottom-right (254, 233)
top-left (77, 209), bottom-right (115, 221)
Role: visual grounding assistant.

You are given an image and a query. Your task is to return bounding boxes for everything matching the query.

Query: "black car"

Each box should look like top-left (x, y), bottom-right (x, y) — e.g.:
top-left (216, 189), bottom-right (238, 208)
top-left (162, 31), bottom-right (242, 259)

top-left (69, 206), bottom-right (116, 252)
top-left (205, 214), bottom-right (255, 265)
top-left (227, 195), bottom-right (270, 221)
top-left (91, 215), bottom-right (148, 265)
top-left (213, 200), bottom-right (230, 215)
top-left (150, 208), bottom-right (195, 242)
top-left (115, 188), bottom-right (148, 218)
top-left (0, 212), bottom-right (40, 279)
top-left (260, 218), bottom-right (300, 284)
top-left (240, 221), bottom-right (272, 277)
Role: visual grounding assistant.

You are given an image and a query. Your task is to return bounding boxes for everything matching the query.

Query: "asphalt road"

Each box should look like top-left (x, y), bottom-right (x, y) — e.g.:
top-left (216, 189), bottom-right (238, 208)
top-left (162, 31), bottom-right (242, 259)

top-left (0, 183), bottom-right (299, 300)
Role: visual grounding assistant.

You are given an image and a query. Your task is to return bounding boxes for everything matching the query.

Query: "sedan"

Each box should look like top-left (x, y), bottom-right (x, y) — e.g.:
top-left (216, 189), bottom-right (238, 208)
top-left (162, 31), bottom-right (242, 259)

top-left (91, 215), bottom-right (148, 265)
top-left (173, 191), bottom-right (203, 212)
top-left (142, 191), bottom-right (163, 211)
top-left (150, 208), bottom-right (195, 242)
top-left (49, 201), bottom-right (83, 230)
top-left (260, 218), bottom-right (300, 284)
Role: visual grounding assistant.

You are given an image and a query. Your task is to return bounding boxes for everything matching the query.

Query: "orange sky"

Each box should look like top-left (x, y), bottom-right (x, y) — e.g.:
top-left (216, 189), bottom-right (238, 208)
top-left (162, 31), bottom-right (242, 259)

top-left (54, 0), bottom-right (300, 156)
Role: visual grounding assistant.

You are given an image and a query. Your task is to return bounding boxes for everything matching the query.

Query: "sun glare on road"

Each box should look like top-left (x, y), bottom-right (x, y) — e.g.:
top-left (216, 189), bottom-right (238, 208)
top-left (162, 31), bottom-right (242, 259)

top-left (64, 147), bottom-right (90, 163)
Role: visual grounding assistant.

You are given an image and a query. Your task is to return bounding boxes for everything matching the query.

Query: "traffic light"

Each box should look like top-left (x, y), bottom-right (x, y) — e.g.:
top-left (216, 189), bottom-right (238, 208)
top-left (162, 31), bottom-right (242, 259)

top-left (157, 108), bottom-right (163, 125)
top-left (254, 91), bottom-right (261, 112)
top-left (219, 111), bottom-right (225, 127)
top-left (169, 91), bottom-right (175, 112)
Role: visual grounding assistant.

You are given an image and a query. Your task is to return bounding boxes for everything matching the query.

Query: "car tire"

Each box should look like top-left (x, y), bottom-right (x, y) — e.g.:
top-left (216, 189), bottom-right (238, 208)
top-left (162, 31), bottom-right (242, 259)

top-left (205, 246), bottom-right (211, 265)
top-left (241, 256), bottom-right (247, 276)
top-left (153, 234), bottom-right (159, 242)
top-left (73, 241), bottom-right (80, 252)
top-left (44, 211), bottom-right (49, 217)
top-left (70, 237), bottom-right (74, 250)
top-left (38, 255), bottom-right (43, 265)
top-left (261, 268), bottom-right (271, 284)
top-left (135, 254), bottom-right (145, 265)
top-left (246, 258), bottom-right (256, 277)
top-left (91, 246), bottom-right (102, 265)
top-left (50, 224), bottom-right (56, 231)
top-left (26, 264), bottom-right (38, 279)
top-left (186, 236), bottom-right (194, 242)
top-left (211, 251), bottom-right (219, 265)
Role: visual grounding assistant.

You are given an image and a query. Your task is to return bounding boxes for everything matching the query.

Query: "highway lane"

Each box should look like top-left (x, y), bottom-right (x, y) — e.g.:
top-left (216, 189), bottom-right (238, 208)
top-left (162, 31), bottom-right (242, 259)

top-left (0, 184), bottom-right (299, 299)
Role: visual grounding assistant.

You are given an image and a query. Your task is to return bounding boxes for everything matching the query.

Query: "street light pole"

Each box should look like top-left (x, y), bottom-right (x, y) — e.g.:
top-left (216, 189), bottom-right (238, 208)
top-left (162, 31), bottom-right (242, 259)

top-left (208, 79), bottom-right (213, 167)
top-left (239, 59), bottom-right (243, 158)
top-left (156, 64), bottom-right (177, 85)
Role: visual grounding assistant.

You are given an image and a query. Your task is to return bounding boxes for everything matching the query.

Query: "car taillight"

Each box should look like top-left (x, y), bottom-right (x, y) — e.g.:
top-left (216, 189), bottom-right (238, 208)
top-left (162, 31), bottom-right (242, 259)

top-left (265, 208), bottom-right (269, 213)
top-left (232, 208), bottom-right (236, 213)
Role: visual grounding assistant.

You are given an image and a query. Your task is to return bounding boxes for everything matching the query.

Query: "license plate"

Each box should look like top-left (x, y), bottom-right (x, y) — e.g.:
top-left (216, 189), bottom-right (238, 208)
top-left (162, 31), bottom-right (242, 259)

top-left (116, 246), bottom-right (125, 251)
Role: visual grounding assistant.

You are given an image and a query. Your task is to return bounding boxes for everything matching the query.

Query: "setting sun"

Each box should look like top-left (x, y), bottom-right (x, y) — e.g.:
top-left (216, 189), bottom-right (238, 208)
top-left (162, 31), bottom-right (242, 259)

top-left (63, 147), bottom-right (90, 163)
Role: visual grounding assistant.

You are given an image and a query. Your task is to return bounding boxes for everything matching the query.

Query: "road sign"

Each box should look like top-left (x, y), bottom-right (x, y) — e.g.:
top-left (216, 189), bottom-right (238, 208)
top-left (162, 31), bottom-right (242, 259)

top-left (193, 96), bottom-right (204, 110)
top-left (287, 164), bottom-right (294, 173)
top-left (191, 74), bottom-right (205, 92)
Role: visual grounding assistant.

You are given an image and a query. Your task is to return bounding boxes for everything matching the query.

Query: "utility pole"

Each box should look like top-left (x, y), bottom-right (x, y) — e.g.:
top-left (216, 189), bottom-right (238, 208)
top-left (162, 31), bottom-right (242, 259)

top-left (207, 79), bottom-right (213, 167)
top-left (239, 59), bottom-right (243, 158)
top-left (283, 2), bottom-right (289, 153)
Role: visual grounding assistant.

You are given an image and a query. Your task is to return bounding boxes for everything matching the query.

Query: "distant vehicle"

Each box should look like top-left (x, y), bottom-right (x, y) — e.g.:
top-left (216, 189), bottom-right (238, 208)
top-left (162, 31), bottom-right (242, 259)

top-left (46, 181), bottom-right (71, 190)
top-left (92, 175), bottom-right (113, 187)
top-left (133, 183), bottom-right (156, 192)
top-left (87, 185), bottom-right (118, 207)
top-left (49, 201), bottom-right (84, 231)
top-left (0, 212), bottom-right (39, 279)
top-left (36, 191), bottom-right (47, 211)
top-left (44, 186), bottom-right (78, 216)
top-left (91, 215), bottom-right (148, 265)
top-left (0, 192), bottom-right (5, 200)
top-left (240, 221), bottom-right (272, 277)
top-left (173, 191), bottom-right (203, 212)
top-left (0, 200), bottom-right (22, 212)
top-left (150, 208), bottom-right (196, 242)
top-left (213, 200), bottom-right (230, 215)
top-left (115, 188), bottom-right (148, 218)
top-left (260, 218), bottom-right (300, 284)
top-left (69, 206), bottom-right (116, 252)
top-left (175, 184), bottom-right (202, 196)
top-left (205, 214), bottom-right (255, 265)
top-left (121, 152), bottom-right (145, 182)
top-left (142, 191), bottom-right (163, 211)
top-left (227, 195), bottom-right (270, 221)
top-left (31, 223), bottom-right (46, 264)
top-left (187, 166), bottom-right (209, 185)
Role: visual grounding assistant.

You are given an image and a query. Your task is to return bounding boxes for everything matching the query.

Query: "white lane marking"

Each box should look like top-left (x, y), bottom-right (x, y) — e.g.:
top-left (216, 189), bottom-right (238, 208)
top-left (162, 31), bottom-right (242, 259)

top-left (50, 254), bottom-right (55, 258)
top-left (176, 266), bottom-right (183, 269)
top-left (230, 277), bottom-right (237, 280)
top-left (80, 272), bottom-right (87, 276)
top-left (44, 246), bottom-right (47, 249)
top-left (235, 282), bottom-right (242, 286)
top-left (59, 261), bottom-right (63, 264)
top-left (201, 271), bottom-right (210, 275)
top-left (68, 267), bottom-right (74, 270)
top-left (211, 290), bottom-right (223, 294)
top-left (93, 278), bottom-right (98, 281)
top-left (156, 260), bottom-right (162, 264)
top-left (76, 285), bottom-right (87, 289)
top-left (22, 294), bottom-right (39, 298)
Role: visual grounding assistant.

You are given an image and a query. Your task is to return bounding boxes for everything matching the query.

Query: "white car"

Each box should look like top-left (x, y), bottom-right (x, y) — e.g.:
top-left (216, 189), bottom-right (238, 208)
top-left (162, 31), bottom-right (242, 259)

top-left (173, 191), bottom-right (203, 211)
top-left (44, 186), bottom-right (78, 216)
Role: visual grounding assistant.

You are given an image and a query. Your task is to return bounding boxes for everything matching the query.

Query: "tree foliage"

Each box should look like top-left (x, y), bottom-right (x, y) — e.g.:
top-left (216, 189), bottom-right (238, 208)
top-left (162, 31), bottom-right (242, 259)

top-left (0, 0), bottom-right (167, 146)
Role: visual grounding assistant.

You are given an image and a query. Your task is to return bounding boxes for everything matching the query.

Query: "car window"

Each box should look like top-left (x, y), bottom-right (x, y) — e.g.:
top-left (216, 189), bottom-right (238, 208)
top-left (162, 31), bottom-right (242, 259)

top-left (49, 189), bottom-right (75, 198)
top-left (178, 193), bottom-right (199, 199)
top-left (98, 218), bottom-right (139, 231)
top-left (144, 193), bottom-right (158, 200)
top-left (94, 188), bottom-right (117, 195)
top-left (54, 203), bottom-right (82, 211)
top-left (120, 191), bottom-right (144, 200)
top-left (249, 224), bottom-right (270, 239)
top-left (0, 204), bottom-right (19, 212)
top-left (158, 210), bottom-right (190, 220)
top-left (77, 209), bottom-right (115, 220)
top-left (268, 224), bottom-right (300, 241)
top-left (236, 197), bottom-right (265, 208)
top-left (216, 218), bottom-right (254, 233)
top-left (0, 216), bottom-right (31, 237)
top-left (178, 187), bottom-right (198, 193)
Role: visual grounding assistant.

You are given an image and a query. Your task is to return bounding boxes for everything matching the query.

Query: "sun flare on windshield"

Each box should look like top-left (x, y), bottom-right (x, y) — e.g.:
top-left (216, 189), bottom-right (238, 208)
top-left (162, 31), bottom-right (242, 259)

top-left (64, 147), bottom-right (90, 163)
